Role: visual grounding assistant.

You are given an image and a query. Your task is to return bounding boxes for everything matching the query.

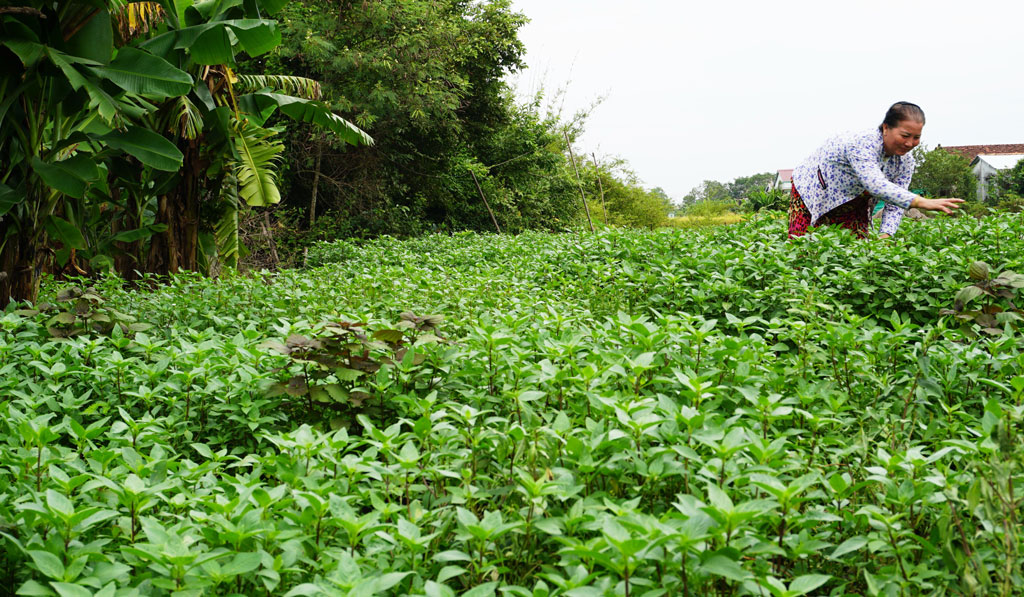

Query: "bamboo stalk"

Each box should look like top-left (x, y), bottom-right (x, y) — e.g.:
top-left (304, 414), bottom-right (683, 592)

top-left (564, 132), bottom-right (595, 232)
top-left (470, 170), bottom-right (502, 234)
top-left (592, 152), bottom-right (608, 224)
top-left (309, 136), bottom-right (323, 228)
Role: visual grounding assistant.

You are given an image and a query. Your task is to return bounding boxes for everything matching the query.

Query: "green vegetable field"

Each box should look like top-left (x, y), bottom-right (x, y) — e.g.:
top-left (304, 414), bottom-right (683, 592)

top-left (2, 215), bottom-right (1024, 596)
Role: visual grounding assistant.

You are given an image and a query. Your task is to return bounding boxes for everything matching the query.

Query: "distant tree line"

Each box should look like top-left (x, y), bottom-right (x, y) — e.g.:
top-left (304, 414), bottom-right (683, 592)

top-left (678, 172), bottom-right (785, 215)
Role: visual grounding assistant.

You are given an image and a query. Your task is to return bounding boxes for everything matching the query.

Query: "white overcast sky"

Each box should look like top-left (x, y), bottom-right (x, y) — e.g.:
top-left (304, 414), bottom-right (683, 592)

top-left (507, 0), bottom-right (1024, 202)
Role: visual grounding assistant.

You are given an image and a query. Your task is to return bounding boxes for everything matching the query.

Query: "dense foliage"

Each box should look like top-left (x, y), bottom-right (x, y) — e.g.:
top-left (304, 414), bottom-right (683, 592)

top-left (0, 0), bottom-right (675, 303)
top-left (989, 158), bottom-right (1024, 212)
top-left (910, 146), bottom-right (977, 202)
top-left (3, 214), bottom-right (1024, 596)
top-left (0, 0), bottom-right (372, 305)
top-left (246, 0), bottom-right (672, 253)
top-left (680, 173), bottom-right (782, 215)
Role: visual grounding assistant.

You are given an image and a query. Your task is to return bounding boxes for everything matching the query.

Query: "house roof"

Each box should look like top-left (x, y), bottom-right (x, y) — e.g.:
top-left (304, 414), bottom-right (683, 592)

top-left (941, 144), bottom-right (1024, 162)
top-left (974, 154), bottom-right (1024, 170)
top-left (775, 169), bottom-right (793, 182)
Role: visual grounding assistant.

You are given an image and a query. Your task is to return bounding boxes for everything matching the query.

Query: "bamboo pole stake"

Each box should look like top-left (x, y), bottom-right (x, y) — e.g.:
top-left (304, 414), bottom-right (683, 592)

top-left (592, 152), bottom-right (608, 224)
top-left (564, 131), bottom-right (595, 232)
top-left (308, 135), bottom-right (323, 228)
top-left (470, 170), bottom-right (502, 234)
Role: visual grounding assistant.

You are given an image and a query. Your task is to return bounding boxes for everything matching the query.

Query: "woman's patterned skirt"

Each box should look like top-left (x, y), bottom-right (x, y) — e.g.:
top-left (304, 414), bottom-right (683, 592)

top-left (788, 185), bottom-right (872, 239)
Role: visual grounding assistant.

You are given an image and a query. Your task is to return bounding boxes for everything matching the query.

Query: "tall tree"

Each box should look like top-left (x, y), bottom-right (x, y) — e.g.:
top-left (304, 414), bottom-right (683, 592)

top-left (910, 146), bottom-right (977, 201)
top-left (265, 0), bottom-right (539, 234)
top-left (726, 172), bottom-right (774, 201)
top-left (682, 180), bottom-right (731, 206)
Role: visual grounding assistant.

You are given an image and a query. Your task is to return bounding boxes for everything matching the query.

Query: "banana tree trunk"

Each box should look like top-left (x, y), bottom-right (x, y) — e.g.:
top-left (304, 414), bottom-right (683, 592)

top-left (146, 139), bottom-right (203, 274)
top-left (0, 228), bottom-right (47, 305)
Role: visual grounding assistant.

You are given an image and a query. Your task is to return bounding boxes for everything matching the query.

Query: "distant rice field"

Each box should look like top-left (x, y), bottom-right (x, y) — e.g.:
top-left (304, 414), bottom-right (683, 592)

top-left (662, 213), bottom-right (745, 228)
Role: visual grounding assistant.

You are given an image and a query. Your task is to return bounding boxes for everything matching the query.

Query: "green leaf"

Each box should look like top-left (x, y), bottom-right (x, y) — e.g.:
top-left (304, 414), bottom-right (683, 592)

top-left (191, 443), bottom-right (214, 459)
top-left (789, 574), bottom-right (831, 595)
top-left (701, 555), bottom-right (749, 582)
top-left (31, 154), bottom-right (99, 199)
top-left (45, 216), bottom-right (87, 250)
top-left (211, 182), bottom-right (239, 269)
top-left (334, 367), bottom-right (363, 382)
top-left (221, 552), bottom-right (262, 575)
top-left (97, 126), bottom-right (184, 171)
top-left (436, 565), bottom-right (466, 584)
top-left (51, 583), bottom-right (93, 597)
top-left (13, 580), bottom-right (52, 596)
top-left (830, 536), bottom-right (868, 559)
top-left (0, 183), bottom-right (20, 217)
top-left (232, 121), bottom-right (282, 206)
top-left (242, 93), bottom-right (373, 146)
top-left (461, 582), bottom-right (499, 597)
top-left (283, 583), bottom-right (323, 597)
top-left (601, 519), bottom-right (630, 544)
top-left (954, 285), bottom-right (983, 308)
top-left (228, 20), bottom-right (281, 58)
top-left (434, 550), bottom-right (472, 563)
top-left (705, 484), bottom-right (734, 511)
top-left (324, 384), bottom-right (348, 401)
top-left (53, 312), bottom-right (77, 325)
top-left (27, 550), bottom-right (65, 580)
top-left (64, 5), bottom-right (113, 65)
top-left (46, 490), bottom-right (74, 518)
top-left (189, 25), bottom-right (234, 65)
top-left (257, 0), bottom-right (289, 15)
top-left (110, 224), bottom-right (164, 244)
top-left (93, 48), bottom-right (192, 98)
top-left (2, 39), bottom-right (45, 67)
top-left (371, 572), bottom-right (412, 593)
top-left (372, 329), bottom-right (404, 344)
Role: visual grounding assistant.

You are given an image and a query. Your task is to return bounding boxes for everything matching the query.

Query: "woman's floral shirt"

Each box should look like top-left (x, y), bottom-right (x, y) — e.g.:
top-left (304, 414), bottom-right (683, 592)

top-left (792, 129), bottom-right (917, 236)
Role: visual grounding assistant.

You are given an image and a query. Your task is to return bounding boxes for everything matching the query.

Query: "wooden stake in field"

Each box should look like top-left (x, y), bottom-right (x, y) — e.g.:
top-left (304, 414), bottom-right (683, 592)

top-left (592, 152), bottom-right (608, 224)
top-left (564, 131), bottom-right (595, 232)
top-left (469, 170), bottom-right (502, 234)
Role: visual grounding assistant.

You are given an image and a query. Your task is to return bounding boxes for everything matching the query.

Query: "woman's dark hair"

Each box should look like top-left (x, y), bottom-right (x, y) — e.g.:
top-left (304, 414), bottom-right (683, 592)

top-left (879, 101), bottom-right (925, 131)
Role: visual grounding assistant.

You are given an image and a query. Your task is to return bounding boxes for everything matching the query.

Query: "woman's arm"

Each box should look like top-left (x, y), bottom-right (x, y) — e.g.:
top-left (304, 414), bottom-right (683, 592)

top-left (878, 196), bottom-right (965, 238)
top-left (910, 196), bottom-right (964, 214)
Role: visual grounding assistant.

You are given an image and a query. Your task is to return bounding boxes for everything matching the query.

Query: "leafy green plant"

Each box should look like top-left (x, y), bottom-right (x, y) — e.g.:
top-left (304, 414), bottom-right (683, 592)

top-left (263, 313), bottom-right (445, 423)
top-left (943, 260), bottom-right (1024, 335)
top-left (2, 216), bottom-right (1024, 595)
top-left (14, 285), bottom-right (151, 338)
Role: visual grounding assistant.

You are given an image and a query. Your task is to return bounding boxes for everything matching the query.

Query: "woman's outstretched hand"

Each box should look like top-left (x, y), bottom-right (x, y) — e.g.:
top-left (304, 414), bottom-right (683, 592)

top-left (911, 197), bottom-right (965, 214)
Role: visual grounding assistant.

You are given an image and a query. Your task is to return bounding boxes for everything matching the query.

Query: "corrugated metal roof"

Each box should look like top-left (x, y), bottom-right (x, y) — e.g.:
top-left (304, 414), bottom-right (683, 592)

top-left (975, 154), bottom-right (1024, 170)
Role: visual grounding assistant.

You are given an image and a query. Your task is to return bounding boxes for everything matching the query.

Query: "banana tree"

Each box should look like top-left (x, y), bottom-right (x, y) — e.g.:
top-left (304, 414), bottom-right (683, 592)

top-left (131, 0), bottom-right (372, 274)
top-left (0, 1), bottom-right (192, 304)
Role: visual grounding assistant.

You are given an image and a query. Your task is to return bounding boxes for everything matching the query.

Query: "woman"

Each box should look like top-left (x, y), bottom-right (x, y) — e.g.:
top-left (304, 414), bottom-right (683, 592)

top-left (789, 102), bottom-right (963, 239)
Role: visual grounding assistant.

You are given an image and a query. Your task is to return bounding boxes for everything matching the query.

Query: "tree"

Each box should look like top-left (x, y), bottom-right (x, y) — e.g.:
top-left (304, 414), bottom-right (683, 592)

top-left (134, 0), bottom-right (371, 275)
top-left (726, 172), bottom-right (774, 201)
top-left (265, 0), bottom-right (544, 234)
top-left (0, 1), bottom-right (191, 304)
top-left (989, 158), bottom-right (1024, 211)
top-left (590, 160), bottom-right (671, 229)
top-left (910, 145), bottom-right (977, 201)
top-left (682, 180), bottom-right (730, 206)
